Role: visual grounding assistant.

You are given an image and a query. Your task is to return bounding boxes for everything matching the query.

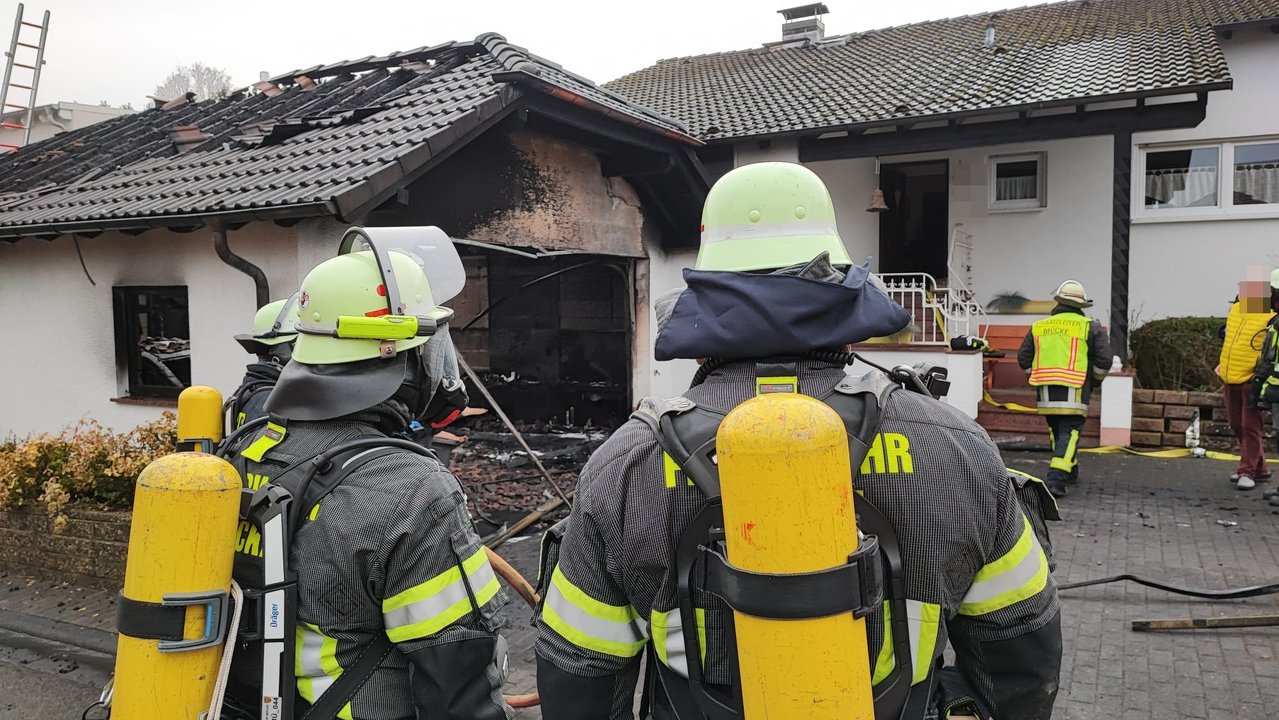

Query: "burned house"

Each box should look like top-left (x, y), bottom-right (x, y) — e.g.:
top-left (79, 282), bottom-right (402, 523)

top-left (0, 34), bottom-right (708, 437)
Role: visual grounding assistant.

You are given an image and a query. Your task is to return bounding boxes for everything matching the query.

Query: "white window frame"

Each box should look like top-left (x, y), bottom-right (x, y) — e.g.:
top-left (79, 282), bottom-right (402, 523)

top-left (987, 152), bottom-right (1047, 212)
top-left (1134, 136), bottom-right (1279, 223)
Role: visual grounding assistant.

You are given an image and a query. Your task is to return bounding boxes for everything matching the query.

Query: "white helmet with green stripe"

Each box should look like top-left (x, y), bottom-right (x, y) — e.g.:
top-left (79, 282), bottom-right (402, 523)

top-left (696, 162), bottom-right (852, 273)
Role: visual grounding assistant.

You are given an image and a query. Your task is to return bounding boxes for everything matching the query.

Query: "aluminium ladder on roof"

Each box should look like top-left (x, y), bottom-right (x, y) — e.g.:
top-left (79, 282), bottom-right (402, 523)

top-left (0, 3), bottom-right (50, 152)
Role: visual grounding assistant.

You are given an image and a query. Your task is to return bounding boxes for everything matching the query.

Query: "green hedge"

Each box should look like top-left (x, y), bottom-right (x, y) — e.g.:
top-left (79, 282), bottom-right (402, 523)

top-left (1130, 317), bottom-right (1225, 391)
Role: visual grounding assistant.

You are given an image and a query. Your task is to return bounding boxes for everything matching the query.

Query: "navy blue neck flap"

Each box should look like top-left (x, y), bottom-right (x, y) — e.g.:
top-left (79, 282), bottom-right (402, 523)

top-left (654, 262), bottom-right (911, 361)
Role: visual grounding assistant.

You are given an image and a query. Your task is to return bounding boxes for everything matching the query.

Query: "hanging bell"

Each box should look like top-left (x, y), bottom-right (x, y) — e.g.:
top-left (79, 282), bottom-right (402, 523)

top-left (866, 188), bottom-right (889, 213)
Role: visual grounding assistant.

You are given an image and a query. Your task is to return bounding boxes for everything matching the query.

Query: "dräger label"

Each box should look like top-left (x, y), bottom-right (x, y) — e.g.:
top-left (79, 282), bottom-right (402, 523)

top-left (264, 589), bottom-right (286, 640)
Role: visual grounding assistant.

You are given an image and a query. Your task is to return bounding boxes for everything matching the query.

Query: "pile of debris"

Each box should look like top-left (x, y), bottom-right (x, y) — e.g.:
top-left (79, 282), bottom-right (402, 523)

top-left (445, 417), bottom-right (611, 540)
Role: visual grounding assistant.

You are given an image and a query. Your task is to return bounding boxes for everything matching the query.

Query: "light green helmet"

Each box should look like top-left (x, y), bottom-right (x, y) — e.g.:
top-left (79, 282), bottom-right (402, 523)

top-left (235, 295), bottom-right (299, 354)
top-left (696, 162), bottom-right (853, 273)
top-left (292, 250), bottom-right (452, 365)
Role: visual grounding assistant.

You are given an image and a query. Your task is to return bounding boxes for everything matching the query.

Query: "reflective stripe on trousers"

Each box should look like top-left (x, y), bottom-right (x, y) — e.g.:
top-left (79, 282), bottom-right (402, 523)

top-left (959, 515), bottom-right (1049, 616)
top-left (541, 565), bottom-right (649, 658)
top-left (382, 547), bottom-right (501, 642)
top-left (296, 623), bottom-right (354, 720)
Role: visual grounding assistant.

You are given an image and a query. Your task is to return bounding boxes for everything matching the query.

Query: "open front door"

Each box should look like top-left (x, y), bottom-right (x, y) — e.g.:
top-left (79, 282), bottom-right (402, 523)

top-left (877, 160), bottom-right (949, 280)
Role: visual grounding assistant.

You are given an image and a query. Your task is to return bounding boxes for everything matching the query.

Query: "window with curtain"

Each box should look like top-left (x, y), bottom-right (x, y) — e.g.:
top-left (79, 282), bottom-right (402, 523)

top-left (1140, 138), bottom-right (1279, 215)
top-left (1143, 147), bottom-right (1220, 209)
top-left (1233, 142), bottom-right (1279, 206)
top-left (989, 153), bottom-right (1045, 210)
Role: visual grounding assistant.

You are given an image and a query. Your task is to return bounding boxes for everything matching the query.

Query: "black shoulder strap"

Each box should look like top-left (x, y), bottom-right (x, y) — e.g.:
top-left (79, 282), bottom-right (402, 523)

top-left (291, 437), bottom-right (436, 720)
top-left (232, 435), bottom-right (435, 720)
top-left (636, 376), bottom-right (919, 720)
top-left (630, 377), bottom-right (889, 498)
top-left (286, 437), bottom-right (436, 541)
top-left (299, 636), bottom-right (396, 720)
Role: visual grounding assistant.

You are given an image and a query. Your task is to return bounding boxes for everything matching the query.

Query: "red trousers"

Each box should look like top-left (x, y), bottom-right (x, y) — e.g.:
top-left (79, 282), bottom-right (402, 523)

top-left (1224, 383), bottom-right (1268, 477)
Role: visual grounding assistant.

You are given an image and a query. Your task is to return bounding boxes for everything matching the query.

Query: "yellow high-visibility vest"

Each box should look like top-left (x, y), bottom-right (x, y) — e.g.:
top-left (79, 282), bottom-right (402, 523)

top-left (1029, 314), bottom-right (1090, 388)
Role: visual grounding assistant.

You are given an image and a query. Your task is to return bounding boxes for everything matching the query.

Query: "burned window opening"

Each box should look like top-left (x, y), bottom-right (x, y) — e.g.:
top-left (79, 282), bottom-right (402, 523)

top-left (449, 251), bottom-right (632, 428)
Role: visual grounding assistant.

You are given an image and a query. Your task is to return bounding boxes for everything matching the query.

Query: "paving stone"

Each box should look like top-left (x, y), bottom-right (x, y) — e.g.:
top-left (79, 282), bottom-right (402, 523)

top-left (6, 451), bottom-right (1279, 719)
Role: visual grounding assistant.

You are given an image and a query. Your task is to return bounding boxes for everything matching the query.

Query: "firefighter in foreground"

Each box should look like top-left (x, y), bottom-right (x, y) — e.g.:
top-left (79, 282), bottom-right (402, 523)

top-left (222, 242), bottom-right (512, 719)
top-left (226, 294), bottom-right (299, 430)
top-left (534, 162), bottom-right (1061, 719)
top-left (1017, 280), bottom-right (1112, 498)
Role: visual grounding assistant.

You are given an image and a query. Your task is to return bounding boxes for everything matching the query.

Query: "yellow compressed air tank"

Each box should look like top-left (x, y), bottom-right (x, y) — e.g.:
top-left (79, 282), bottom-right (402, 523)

top-left (111, 386), bottom-right (241, 718)
top-left (717, 392), bottom-right (875, 719)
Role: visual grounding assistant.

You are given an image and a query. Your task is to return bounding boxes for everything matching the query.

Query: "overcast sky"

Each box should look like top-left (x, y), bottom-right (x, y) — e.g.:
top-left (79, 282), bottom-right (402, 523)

top-left (22, 0), bottom-right (1054, 108)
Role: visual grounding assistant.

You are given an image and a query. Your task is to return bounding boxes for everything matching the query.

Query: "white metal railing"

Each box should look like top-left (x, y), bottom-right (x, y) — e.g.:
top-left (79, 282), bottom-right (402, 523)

top-left (945, 225), bottom-right (988, 337)
top-left (876, 273), bottom-right (950, 345)
top-left (873, 226), bottom-right (988, 346)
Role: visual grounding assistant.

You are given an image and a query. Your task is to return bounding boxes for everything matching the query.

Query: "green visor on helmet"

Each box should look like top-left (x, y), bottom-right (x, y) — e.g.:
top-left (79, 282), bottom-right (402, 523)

top-left (696, 162), bottom-right (853, 273)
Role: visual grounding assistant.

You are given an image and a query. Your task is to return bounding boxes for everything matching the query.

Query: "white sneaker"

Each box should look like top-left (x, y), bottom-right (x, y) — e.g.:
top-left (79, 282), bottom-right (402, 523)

top-left (1237, 475), bottom-right (1256, 490)
top-left (1230, 473), bottom-right (1241, 482)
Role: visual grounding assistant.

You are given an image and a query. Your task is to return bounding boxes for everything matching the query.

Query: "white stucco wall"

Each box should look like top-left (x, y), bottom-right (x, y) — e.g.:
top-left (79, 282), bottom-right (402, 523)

top-left (0, 223), bottom-right (305, 437)
top-left (1129, 28), bottom-right (1279, 322)
top-left (806, 136), bottom-right (1114, 323)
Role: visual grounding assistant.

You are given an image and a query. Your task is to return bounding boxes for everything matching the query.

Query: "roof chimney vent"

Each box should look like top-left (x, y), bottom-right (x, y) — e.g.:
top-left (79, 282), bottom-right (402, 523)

top-left (984, 21), bottom-right (996, 48)
top-left (778, 3), bottom-right (829, 45)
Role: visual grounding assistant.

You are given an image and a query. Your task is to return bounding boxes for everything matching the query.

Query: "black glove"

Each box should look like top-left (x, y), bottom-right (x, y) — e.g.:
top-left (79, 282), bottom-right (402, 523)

top-left (422, 377), bottom-right (469, 429)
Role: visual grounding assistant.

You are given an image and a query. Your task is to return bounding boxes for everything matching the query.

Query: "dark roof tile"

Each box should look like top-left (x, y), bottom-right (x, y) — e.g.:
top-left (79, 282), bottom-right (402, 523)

top-left (0, 33), bottom-right (694, 236)
top-left (606, 0), bottom-right (1279, 140)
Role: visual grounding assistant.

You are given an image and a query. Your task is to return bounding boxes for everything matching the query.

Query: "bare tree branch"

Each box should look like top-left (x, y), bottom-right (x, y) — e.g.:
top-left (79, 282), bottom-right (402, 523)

top-left (154, 62), bottom-right (232, 101)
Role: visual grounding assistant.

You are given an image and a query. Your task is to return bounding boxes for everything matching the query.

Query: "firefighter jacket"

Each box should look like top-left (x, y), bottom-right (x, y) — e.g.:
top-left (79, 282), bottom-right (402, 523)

top-left (228, 362), bottom-right (282, 429)
top-left (1017, 305), bottom-right (1111, 414)
top-left (1219, 300), bottom-right (1274, 385)
top-left (1254, 316), bottom-right (1279, 406)
top-left (534, 362), bottom-right (1062, 719)
top-left (226, 399), bottom-right (513, 720)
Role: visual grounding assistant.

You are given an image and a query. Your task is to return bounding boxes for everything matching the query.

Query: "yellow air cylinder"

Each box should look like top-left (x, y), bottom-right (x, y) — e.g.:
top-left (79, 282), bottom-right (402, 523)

top-left (717, 392), bottom-right (875, 719)
top-left (112, 387), bottom-right (241, 719)
top-left (177, 385), bottom-right (224, 452)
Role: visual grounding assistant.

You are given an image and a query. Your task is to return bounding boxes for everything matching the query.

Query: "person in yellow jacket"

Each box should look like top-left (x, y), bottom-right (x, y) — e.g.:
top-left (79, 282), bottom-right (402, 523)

top-left (1017, 281), bottom-right (1112, 498)
top-left (1218, 276), bottom-right (1276, 490)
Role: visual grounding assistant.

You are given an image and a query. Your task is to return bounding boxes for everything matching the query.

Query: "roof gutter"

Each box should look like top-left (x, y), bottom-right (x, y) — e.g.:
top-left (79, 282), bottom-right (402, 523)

top-left (212, 220), bottom-right (270, 309)
top-left (698, 80), bottom-right (1233, 144)
top-left (0, 200), bottom-right (335, 242)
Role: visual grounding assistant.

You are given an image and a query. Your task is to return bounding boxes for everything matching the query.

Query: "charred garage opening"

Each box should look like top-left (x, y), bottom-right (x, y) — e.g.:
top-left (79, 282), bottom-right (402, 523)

top-left (364, 123), bottom-right (680, 427)
top-left (450, 252), bottom-right (632, 426)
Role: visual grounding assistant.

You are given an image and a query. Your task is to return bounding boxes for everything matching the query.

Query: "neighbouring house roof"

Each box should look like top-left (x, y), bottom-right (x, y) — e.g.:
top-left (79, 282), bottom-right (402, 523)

top-left (606, 0), bottom-right (1279, 141)
top-left (0, 33), bottom-right (700, 239)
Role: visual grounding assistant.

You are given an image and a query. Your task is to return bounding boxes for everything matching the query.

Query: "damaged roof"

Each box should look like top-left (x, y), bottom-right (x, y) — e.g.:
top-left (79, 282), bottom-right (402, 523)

top-left (0, 33), bottom-right (698, 239)
top-left (605, 0), bottom-right (1279, 141)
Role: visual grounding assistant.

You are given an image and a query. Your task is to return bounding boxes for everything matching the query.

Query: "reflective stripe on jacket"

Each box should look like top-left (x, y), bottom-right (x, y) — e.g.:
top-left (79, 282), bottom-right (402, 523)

top-left (534, 364), bottom-right (1061, 719)
top-left (1029, 314), bottom-right (1090, 388)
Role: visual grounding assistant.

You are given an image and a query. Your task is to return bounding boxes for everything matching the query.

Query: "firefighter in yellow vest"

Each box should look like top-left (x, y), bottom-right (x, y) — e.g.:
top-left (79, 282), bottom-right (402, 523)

top-left (1017, 281), bottom-right (1112, 498)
